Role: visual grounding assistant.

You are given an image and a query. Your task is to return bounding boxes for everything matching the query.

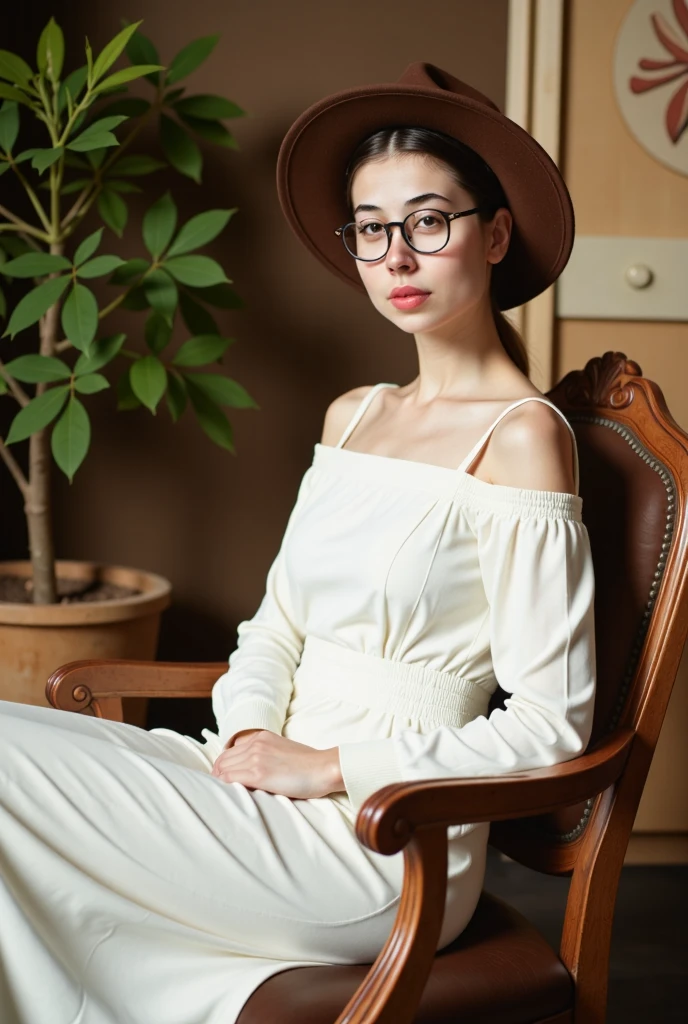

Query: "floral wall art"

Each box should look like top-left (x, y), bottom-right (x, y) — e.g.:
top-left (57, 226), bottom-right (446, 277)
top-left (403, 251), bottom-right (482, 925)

top-left (614, 0), bottom-right (688, 175)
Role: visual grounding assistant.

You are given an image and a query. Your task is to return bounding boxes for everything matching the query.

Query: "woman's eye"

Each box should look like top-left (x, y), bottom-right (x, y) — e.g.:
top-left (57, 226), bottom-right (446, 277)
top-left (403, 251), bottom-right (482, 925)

top-left (358, 222), bottom-right (383, 236)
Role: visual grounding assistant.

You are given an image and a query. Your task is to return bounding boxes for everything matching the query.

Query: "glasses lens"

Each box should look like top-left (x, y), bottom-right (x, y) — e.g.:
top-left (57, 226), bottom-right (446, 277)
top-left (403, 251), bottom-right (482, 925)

top-left (404, 209), bottom-right (449, 253)
top-left (342, 221), bottom-right (389, 261)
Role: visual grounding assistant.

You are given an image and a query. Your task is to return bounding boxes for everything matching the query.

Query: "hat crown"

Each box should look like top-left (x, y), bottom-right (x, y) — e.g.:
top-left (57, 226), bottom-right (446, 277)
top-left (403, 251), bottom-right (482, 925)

top-left (397, 61), bottom-right (501, 115)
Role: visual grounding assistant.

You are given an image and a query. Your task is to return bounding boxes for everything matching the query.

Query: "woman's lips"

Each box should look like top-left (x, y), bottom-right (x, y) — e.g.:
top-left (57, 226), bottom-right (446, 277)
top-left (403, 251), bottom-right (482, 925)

top-left (390, 292), bottom-right (430, 310)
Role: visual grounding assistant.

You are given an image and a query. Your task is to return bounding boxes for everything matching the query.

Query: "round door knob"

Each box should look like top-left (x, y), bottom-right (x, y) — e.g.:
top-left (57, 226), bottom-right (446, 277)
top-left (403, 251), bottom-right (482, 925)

top-left (625, 264), bottom-right (654, 289)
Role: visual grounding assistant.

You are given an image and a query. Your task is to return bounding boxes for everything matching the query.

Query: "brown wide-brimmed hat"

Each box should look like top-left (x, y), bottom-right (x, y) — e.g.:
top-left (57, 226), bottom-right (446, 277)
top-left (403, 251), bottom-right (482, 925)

top-left (276, 62), bottom-right (574, 311)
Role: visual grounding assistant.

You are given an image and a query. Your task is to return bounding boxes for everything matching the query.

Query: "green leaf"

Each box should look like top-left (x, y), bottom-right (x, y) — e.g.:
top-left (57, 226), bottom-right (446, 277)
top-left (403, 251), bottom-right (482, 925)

top-left (0, 51), bottom-right (33, 88)
top-left (109, 257), bottom-right (148, 284)
top-left (77, 254), bottom-right (125, 279)
top-left (164, 254), bottom-right (228, 287)
top-left (173, 95), bottom-right (246, 120)
top-left (184, 372), bottom-right (257, 409)
top-left (186, 379), bottom-right (234, 451)
top-left (92, 21), bottom-right (143, 84)
top-left (85, 37), bottom-right (94, 86)
top-left (63, 151), bottom-right (89, 170)
top-left (74, 332), bottom-right (125, 374)
top-left (68, 132), bottom-right (119, 152)
top-left (51, 396), bottom-right (90, 481)
top-left (6, 385), bottom-right (69, 444)
top-left (189, 281), bottom-right (243, 309)
top-left (166, 208), bottom-right (236, 258)
top-left (37, 17), bottom-right (64, 82)
top-left (85, 147), bottom-right (108, 169)
top-left (61, 282), bottom-right (98, 351)
top-left (0, 101), bottom-right (19, 152)
top-left (172, 334), bottom-right (231, 366)
top-left (74, 227), bottom-right (103, 267)
top-left (159, 114), bottom-right (201, 183)
top-left (96, 97), bottom-right (151, 120)
top-left (178, 114), bottom-right (239, 149)
top-left (4, 354), bottom-right (71, 383)
top-left (59, 177), bottom-right (92, 195)
top-left (166, 372), bottom-right (187, 421)
top-left (164, 87), bottom-right (185, 104)
top-left (97, 189), bottom-right (128, 237)
top-left (179, 290), bottom-right (218, 336)
top-left (110, 154), bottom-right (165, 176)
top-left (120, 285), bottom-right (149, 311)
top-left (0, 84), bottom-right (31, 106)
top-left (0, 375), bottom-right (7, 394)
top-left (144, 311), bottom-right (172, 353)
top-left (0, 162), bottom-right (10, 176)
top-left (144, 268), bottom-right (177, 324)
top-left (33, 147), bottom-right (63, 174)
top-left (142, 191), bottom-right (177, 259)
top-left (104, 179), bottom-right (141, 194)
top-left (57, 66), bottom-right (88, 114)
top-left (4, 276), bottom-right (70, 338)
top-left (76, 115), bottom-right (130, 137)
top-left (124, 26), bottom-right (161, 85)
top-left (115, 367), bottom-right (140, 410)
top-left (1, 252), bottom-right (72, 278)
top-left (92, 65), bottom-right (164, 96)
top-left (68, 115), bottom-right (128, 152)
top-left (74, 372), bottom-right (109, 394)
top-left (166, 35), bottom-right (219, 86)
top-left (130, 354), bottom-right (166, 413)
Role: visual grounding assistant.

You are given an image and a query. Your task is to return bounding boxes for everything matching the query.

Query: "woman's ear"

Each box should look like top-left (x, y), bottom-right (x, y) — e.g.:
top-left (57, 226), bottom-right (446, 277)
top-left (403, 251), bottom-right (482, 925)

top-left (486, 207), bottom-right (512, 266)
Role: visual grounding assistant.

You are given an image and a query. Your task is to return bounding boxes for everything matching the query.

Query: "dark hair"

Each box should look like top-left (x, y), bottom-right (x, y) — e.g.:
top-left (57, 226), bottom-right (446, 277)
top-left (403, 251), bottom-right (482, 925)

top-left (344, 126), bottom-right (529, 377)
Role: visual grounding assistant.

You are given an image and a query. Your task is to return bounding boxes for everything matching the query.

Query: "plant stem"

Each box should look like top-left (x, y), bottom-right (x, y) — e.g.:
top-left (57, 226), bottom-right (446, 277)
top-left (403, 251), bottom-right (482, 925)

top-left (0, 360), bottom-right (30, 407)
top-left (0, 203), bottom-right (49, 243)
top-left (0, 438), bottom-right (29, 495)
top-left (9, 164), bottom-right (53, 235)
top-left (25, 242), bottom-right (64, 605)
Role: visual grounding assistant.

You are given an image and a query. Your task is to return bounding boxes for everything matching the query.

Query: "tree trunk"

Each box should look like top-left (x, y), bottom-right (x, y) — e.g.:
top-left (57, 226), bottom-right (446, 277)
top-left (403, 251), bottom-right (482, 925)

top-left (26, 249), bottom-right (63, 605)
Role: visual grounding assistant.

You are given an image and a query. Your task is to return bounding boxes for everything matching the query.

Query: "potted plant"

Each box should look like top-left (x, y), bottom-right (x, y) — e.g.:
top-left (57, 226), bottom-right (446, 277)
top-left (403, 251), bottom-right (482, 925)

top-left (0, 17), bottom-right (257, 706)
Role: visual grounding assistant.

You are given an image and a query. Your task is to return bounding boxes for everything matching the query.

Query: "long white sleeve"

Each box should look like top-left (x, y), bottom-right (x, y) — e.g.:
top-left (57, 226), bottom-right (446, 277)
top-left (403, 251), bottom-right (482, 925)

top-left (211, 468), bottom-right (314, 748)
top-left (337, 508), bottom-right (597, 811)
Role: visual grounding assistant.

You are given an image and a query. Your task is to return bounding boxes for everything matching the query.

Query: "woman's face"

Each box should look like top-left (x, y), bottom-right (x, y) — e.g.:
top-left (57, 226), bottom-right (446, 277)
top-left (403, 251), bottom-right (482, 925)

top-left (348, 152), bottom-right (511, 335)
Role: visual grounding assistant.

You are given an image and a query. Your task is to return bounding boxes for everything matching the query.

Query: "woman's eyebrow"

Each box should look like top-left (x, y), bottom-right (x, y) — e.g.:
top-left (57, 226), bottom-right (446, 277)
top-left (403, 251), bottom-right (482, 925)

top-left (353, 192), bottom-right (453, 215)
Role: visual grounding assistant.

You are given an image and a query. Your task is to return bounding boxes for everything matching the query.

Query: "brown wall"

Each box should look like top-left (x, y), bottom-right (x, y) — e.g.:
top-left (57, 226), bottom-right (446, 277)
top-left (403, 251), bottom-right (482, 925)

top-left (2, 1), bottom-right (508, 662)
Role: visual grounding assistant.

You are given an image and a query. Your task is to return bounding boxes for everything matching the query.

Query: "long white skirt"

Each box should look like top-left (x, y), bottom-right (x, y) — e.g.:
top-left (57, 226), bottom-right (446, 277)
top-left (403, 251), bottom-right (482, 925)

top-left (0, 700), bottom-right (488, 1024)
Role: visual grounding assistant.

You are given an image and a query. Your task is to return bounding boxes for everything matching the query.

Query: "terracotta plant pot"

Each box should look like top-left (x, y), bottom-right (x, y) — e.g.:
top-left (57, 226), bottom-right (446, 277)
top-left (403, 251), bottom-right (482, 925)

top-left (0, 560), bottom-right (172, 708)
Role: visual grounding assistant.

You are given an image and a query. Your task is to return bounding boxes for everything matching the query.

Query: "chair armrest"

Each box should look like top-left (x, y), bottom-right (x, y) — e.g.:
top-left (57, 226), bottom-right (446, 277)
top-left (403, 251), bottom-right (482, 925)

top-left (356, 728), bottom-right (634, 855)
top-left (332, 730), bottom-right (634, 1024)
top-left (46, 659), bottom-right (226, 715)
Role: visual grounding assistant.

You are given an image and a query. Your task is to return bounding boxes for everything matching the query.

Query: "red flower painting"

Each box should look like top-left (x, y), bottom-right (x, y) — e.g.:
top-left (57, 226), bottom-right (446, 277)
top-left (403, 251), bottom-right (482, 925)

top-left (630, 0), bottom-right (688, 143)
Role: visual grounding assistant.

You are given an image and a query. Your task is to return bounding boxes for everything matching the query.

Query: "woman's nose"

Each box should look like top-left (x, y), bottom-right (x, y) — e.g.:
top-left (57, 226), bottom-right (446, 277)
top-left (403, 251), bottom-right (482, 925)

top-left (384, 224), bottom-right (418, 272)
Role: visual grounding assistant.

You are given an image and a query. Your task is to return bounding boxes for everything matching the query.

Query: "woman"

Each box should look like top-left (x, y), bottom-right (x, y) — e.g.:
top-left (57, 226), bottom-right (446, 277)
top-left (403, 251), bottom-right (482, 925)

top-left (0, 64), bottom-right (596, 1024)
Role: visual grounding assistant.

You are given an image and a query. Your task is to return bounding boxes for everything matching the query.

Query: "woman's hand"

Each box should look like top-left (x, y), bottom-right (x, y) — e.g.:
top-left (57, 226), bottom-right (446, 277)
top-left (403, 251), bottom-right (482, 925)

top-left (211, 731), bottom-right (344, 799)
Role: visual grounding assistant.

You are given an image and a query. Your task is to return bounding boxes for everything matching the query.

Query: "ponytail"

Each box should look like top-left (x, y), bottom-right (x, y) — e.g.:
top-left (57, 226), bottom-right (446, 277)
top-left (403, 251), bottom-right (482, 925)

top-left (491, 294), bottom-right (529, 377)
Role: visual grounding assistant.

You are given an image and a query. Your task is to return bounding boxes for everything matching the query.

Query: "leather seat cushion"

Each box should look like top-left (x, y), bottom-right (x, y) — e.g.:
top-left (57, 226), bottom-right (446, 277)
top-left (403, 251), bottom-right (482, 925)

top-left (237, 890), bottom-right (573, 1023)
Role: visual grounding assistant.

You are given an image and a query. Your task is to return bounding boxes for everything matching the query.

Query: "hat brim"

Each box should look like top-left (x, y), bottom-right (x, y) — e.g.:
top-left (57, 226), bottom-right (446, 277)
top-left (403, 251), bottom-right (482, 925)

top-left (276, 83), bottom-right (574, 311)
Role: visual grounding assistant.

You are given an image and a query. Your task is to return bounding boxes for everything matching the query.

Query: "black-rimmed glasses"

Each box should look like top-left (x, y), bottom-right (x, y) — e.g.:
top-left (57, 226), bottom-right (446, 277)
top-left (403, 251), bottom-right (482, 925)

top-left (334, 207), bottom-right (480, 261)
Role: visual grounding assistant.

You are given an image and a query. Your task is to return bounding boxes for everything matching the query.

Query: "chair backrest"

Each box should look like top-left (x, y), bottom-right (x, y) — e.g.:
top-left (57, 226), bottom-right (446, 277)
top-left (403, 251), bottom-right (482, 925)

top-left (489, 351), bottom-right (688, 875)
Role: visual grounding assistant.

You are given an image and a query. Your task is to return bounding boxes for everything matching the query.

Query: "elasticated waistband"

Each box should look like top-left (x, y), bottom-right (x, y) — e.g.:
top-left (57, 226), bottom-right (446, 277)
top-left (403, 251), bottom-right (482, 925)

top-left (292, 634), bottom-right (491, 727)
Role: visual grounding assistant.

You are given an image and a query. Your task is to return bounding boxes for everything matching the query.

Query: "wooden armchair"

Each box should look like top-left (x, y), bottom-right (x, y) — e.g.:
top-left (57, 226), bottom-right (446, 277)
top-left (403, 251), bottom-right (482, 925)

top-left (47, 352), bottom-right (688, 1024)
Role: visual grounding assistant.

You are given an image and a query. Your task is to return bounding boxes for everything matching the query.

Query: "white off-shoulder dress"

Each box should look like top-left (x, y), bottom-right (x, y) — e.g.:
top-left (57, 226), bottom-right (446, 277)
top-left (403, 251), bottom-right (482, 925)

top-left (0, 383), bottom-right (596, 1024)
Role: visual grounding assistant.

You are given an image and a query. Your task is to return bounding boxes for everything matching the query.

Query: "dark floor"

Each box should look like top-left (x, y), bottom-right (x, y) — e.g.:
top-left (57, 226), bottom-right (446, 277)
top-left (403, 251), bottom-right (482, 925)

top-left (483, 846), bottom-right (687, 1023)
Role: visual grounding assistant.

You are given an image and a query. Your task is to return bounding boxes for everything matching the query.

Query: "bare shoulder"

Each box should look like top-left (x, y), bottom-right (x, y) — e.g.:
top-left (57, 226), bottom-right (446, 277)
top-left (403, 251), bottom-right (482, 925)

top-left (319, 385), bottom-right (376, 447)
top-left (488, 400), bottom-right (576, 493)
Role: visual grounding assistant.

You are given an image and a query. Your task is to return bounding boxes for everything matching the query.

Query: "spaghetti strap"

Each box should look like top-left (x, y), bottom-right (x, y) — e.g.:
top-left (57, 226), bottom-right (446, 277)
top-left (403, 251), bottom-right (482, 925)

top-left (335, 382), bottom-right (399, 449)
top-left (456, 396), bottom-right (580, 494)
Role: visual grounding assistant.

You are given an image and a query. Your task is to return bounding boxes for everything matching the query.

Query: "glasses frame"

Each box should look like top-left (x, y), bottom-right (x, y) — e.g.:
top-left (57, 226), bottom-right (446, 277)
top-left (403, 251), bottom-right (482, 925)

top-left (334, 207), bottom-right (481, 261)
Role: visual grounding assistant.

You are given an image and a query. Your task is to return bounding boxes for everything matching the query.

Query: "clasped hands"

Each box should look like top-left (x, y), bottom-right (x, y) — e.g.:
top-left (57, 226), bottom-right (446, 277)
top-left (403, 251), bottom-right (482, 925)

top-left (211, 729), bottom-right (345, 800)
